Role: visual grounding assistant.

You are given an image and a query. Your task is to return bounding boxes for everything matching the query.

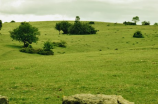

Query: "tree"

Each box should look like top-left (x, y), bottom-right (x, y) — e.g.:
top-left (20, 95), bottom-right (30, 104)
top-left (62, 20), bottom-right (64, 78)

top-left (69, 22), bottom-right (97, 34)
top-left (75, 16), bottom-right (80, 23)
top-left (11, 20), bottom-right (15, 23)
top-left (0, 20), bottom-right (2, 30)
top-left (55, 23), bottom-right (61, 34)
top-left (55, 21), bottom-right (71, 34)
top-left (132, 16), bottom-right (140, 24)
top-left (10, 22), bottom-right (40, 47)
top-left (142, 21), bottom-right (150, 25)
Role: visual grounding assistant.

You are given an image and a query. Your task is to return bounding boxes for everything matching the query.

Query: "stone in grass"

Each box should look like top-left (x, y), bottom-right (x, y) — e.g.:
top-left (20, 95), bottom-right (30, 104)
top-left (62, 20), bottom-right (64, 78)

top-left (62, 94), bottom-right (134, 104)
top-left (0, 95), bottom-right (9, 104)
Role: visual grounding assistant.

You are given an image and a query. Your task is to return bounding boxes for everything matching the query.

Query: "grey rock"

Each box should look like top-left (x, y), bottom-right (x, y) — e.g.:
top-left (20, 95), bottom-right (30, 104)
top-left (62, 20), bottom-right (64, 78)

top-left (62, 94), bottom-right (134, 104)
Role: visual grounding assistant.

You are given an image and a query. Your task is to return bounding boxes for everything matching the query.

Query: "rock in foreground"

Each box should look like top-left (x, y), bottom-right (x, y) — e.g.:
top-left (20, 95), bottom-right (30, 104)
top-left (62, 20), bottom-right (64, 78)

top-left (0, 95), bottom-right (9, 104)
top-left (62, 94), bottom-right (134, 104)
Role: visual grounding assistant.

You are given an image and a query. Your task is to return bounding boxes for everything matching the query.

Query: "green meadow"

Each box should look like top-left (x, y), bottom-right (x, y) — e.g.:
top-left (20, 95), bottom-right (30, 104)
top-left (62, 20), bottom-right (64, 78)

top-left (0, 21), bottom-right (158, 104)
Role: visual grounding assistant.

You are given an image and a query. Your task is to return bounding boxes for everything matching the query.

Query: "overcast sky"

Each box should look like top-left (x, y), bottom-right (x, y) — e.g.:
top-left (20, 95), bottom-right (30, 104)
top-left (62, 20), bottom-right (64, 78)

top-left (0, 0), bottom-right (158, 24)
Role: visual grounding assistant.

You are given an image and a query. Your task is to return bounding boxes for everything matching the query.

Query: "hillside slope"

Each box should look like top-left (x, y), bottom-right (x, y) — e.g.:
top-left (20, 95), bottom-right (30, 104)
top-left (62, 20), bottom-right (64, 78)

top-left (0, 21), bottom-right (158, 104)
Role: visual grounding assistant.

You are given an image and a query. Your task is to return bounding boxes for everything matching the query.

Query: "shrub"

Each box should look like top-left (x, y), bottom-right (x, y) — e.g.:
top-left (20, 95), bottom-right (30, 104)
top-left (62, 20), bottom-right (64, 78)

top-left (89, 21), bottom-right (95, 24)
top-left (37, 49), bottom-right (54, 55)
top-left (133, 31), bottom-right (144, 38)
top-left (52, 40), bottom-right (67, 48)
top-left (20, 47), bottom-right (54, 55)
top-left (69, 22), bottom-right (97, 34)
top-left (20, 47), bottom-right (35, 54)
top-left (43, 41), bottom-right (53, 51)
top-left (123, 21), bottom-right (136, 25)
top-left (154, 23), bottom-right (158, 26)
top-left (142, 21), bottom-right (150, 25)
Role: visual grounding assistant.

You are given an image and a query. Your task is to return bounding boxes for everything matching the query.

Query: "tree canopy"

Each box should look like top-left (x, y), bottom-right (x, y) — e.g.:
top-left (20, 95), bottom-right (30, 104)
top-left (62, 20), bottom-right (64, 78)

top-left (10, 22), bottom-right (40, 47)
top-left (75, 16), bottom-right (80, 23)
top-left (132, 16), bottom-right (140, 24)
top-left (55, 21), bottom-right (71, 34)
top-left (142, 21), bottom-right (150, 25)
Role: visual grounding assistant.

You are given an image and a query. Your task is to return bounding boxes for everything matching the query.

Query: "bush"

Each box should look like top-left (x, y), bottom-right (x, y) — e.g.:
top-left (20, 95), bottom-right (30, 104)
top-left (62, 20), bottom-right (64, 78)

top-left (43, 41), bottom-right (53, 51)
top-left (69, 22), bottom-right (97, 34)
top-left (123, 21), bottom-right (136, 25)
top-left (52, 40), bottom-right (67, 48)
top-left (142, 21), bottom-right (150, 25)
top-left (133, 31), bottom-right (144, 38)
top-left (89, 21), bottom-right (95, 24)
top-left (20, 47), bottom-right (35, 54)
top-left (37, 49), bottom-right (54, 55)
top-left (20, 47), bottom-right (54, 55)
top-left (154, 23), bottom-right (158, 26)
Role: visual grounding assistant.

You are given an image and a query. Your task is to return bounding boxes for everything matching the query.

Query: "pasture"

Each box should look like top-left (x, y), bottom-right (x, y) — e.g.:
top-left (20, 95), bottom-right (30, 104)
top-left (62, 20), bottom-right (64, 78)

top-left (0, 21), bottom-right (158, 104)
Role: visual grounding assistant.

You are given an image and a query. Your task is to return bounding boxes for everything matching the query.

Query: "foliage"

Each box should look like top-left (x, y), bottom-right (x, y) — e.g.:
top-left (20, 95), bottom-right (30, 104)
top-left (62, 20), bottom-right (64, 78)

top-left (133, 31), bottom-right (144, 38)
top-left (75, 16), bottom-right (80, 23)
top-left (0, 20), bottom-right (2, 30)
top-left (69, 22), bottom-right (97, 34)
top-left (55, 21), bottom-right (71, 34)
top-left (89, 21), bottom-right (95, 24)
top-left (20, 47), bottom-right (54, 55)
top-left (11, 20), bottom-right (15, 23)
top-left (43, 41), bottom-right (53, 51)
top-left (52, 40), bottom-right (67, 48)
top-left (55, 23), bottom-right (61, 34)
top-left (142, 21), bottom-right (150, 25)
top-left (154, 23), bottom-right (158, 25)
top-left (37, 49), bottom-right (54, 55)
top-left (20, 45), bottom-right (35, 54)
top-left (132, 16), bottom-right (140, 24)
top-left (123, 21), bottom-right (136, 25)
top-left (10, 22), bottom-right (40, 47)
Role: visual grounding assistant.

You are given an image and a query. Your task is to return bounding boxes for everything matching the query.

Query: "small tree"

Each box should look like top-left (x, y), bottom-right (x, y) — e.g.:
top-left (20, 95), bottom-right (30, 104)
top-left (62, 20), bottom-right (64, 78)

top-left (0, 20), bottom-right (2, 30)
top-left (10, 22), bottom-right (40, 47)
top-left (55, 21), bottom-right (71, 34)
top-left (75, 16), bottom-right (80, 23)
top-left (132, 16), bottom-right (140, 24)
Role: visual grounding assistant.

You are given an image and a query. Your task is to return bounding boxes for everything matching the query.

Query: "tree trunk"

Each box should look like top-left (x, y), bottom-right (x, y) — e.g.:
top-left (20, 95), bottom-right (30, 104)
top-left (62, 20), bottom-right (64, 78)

top-left (24, 41), bottom-right (29, 47)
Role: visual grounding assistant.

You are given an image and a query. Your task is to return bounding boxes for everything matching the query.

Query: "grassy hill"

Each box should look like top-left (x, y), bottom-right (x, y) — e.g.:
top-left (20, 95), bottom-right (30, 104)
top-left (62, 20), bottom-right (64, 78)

top-left (0, 21), bottom-right (158, 104)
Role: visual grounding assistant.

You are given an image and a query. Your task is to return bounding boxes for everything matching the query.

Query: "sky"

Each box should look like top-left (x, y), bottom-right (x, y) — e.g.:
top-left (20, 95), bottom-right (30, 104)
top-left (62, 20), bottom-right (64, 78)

top-left (0, 0), bottom-right (158, 24)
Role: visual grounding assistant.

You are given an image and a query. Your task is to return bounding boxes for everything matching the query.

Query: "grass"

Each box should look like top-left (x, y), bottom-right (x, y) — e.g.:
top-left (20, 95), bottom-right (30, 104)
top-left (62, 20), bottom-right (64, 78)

top-left (0, 21), bottom-right (158, 104)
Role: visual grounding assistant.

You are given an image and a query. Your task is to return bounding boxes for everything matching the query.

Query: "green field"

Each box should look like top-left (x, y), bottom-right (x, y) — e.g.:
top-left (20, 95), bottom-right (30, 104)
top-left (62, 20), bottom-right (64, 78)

top-left (0, 21), bottom-right (158, 104)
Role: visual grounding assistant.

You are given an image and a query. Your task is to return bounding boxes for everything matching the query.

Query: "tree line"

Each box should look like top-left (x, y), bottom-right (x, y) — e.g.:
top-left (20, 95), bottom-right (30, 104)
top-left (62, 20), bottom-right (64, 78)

top-left (0, 16), bottom-right (97, 55)
top-left (123, 16), bottom-right (158, 25)
top-left (55, 16), bottom-right (97, 35)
